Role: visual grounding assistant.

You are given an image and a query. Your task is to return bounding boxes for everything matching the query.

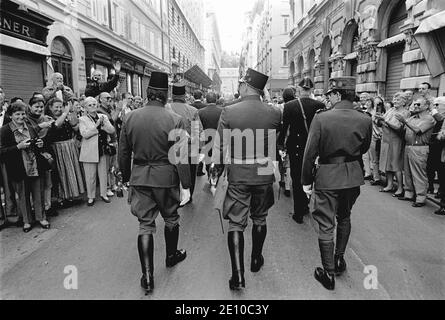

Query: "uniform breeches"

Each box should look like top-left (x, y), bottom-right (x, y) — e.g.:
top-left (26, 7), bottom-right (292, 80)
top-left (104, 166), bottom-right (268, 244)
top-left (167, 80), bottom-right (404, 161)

top-left (404, 146), bottom-right (429, 203)
top-left (223, 184), bottom-right (274, 232)
top-left (289, 154), bottom-right (308, 216)
top-left (312, 187), bottom-right (360, 242)
top-left (129, 186), bottom-right (180, 235)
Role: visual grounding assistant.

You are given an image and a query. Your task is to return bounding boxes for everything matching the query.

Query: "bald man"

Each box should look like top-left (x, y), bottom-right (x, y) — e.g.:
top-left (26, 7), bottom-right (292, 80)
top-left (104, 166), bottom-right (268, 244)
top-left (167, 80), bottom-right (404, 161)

top-left (42, 73), bottom-right (74, 104)
top-left (85, 61), bottom-right (121, 98)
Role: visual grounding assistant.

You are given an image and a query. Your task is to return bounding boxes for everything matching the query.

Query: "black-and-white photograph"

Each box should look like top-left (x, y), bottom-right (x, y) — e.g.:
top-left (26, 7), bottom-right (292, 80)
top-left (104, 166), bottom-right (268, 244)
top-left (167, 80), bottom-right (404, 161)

top-left (1, 0), bottom-right (444, 304)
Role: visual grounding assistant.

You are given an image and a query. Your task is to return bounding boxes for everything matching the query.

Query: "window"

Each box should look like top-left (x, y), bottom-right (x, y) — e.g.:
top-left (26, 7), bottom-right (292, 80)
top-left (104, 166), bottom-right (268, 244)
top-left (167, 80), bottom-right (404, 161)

top-left (172, 7), bottom-right (175, 25)
top-left (283, 50), bottom-right (288, 66)
top-left (91, 0), bottom-right (109, 26)
top-left (172, 47), bottom-right (176, 59)
top-left (283, 17), bottom-right (289, 33)
top-left (112, 4), bottom-right (125, 36)
top-left (51, 37), bottom-right (73, 89)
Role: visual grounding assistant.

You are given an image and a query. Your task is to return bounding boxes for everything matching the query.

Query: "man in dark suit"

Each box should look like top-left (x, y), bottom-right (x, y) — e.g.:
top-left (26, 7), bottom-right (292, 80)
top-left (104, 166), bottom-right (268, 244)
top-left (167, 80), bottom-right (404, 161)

top-left (192, 90), bottom-right (206, 110)
top-left (170, 82), bottom-right (202, 202)
top-left (212, 68), bottom-right (281, 290)
top-left (198, 91), bottom-right (223, 174)
top-left (278, 77), bottom-right (325, 224)
top-left (301, 77), bottom-right (372, 290)
top-left (118, 72), bottom-right (191, 294)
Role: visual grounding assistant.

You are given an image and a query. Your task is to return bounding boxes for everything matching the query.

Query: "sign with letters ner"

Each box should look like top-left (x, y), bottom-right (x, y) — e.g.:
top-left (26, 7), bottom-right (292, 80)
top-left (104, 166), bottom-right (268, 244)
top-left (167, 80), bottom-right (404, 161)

top-left (0, 0), bottom-right (53, 47)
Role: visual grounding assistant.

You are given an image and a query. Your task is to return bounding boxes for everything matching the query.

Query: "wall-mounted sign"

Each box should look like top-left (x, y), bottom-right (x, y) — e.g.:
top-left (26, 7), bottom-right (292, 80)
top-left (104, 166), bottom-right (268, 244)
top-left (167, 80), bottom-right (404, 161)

top-left (0, 0), bottom-right (53, 46)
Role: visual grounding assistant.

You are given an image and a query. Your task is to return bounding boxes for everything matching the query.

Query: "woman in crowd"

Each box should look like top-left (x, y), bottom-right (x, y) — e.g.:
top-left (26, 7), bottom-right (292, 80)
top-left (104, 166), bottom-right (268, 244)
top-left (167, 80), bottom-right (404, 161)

top-left (0, 101), bottom-right (50, 232)
top-left (79, 97), bottom-right (115, 206)
top-left (46, 97), bottom-right (85, 206)
top-left (376, 92), bottom-right (411, 197)
top-left (26, 96), bottom-right (57, 216)
top-left (368, 96), bottom-right (386, 186)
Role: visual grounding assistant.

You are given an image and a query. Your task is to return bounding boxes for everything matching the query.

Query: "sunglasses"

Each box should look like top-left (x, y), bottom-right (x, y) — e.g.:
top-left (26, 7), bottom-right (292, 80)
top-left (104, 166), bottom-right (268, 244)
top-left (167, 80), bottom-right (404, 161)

top-left (414, 103), bottom-right (422, 106)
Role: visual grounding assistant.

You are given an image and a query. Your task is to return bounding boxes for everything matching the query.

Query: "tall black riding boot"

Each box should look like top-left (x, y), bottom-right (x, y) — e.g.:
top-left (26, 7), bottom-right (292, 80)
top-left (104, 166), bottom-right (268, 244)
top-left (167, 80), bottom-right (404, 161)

top-left (314, 239), bottom-right (335, 290)
top-left (251, 225), bottom-right (267, 272)
top-left (335, 218), bottom-right (351, 275)
top-left (165, 225), bottom-right (187, 268)
top-left (137, 234), bottom-right (154, 293)
top-left (228, 231), bottom-right (245, 290)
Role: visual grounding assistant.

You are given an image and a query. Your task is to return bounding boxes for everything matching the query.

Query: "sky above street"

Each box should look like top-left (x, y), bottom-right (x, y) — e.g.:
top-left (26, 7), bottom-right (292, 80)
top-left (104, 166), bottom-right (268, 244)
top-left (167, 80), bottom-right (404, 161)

top-left (212, 0), bottom-right (256, 54)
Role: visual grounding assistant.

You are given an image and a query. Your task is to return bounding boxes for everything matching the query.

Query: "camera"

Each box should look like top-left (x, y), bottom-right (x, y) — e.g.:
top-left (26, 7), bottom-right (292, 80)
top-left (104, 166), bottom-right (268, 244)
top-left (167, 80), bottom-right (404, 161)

top-left (28, 138), bottom-right (39, 149)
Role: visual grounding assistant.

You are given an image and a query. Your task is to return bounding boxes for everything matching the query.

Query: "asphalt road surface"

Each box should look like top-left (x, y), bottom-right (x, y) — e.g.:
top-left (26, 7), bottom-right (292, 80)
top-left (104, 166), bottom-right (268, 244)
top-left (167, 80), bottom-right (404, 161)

top-left (1, 175), bottom-right (444, 300)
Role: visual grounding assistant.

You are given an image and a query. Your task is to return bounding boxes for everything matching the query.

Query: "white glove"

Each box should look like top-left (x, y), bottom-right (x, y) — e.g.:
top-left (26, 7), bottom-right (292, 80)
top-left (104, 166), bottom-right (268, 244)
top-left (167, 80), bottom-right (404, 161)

top-left (303, 185), bottom-right (313, 199)
top-left (198, 153), bottom-right (205, 163)
top-left (180, 188), bottom-right (191, 206)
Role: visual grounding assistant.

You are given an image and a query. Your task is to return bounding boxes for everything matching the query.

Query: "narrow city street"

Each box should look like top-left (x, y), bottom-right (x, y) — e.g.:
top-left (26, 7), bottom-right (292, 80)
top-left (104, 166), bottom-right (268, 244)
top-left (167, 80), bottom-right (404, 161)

top-left (1, 175), bottom-right (444, 300)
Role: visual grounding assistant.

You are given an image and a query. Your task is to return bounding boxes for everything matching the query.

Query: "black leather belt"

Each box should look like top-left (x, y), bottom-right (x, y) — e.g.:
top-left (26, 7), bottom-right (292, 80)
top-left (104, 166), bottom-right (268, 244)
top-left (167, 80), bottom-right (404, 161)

top-left (133, 159), bottom-right (171, 166)
top-left (319, 156), bottom-right (361, 165)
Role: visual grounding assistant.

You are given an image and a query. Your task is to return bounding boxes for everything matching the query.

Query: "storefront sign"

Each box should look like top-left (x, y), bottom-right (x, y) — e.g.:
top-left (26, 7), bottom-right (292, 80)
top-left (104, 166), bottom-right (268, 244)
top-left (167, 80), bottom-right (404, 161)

top-left (0, 1), bottom-right (52, 46)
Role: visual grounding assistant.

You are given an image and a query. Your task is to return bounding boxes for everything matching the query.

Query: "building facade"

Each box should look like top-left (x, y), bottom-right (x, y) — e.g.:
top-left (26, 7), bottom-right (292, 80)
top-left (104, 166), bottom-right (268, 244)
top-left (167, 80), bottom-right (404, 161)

top-left (255, 0), bottom-right (291, 97)
top-left (287, 0), bottom-right (445, 99)
top-left (168, 0), bottom-right (211, 92)
top-left (1, 0), bottom-right (171, 100)
top-left (220, 67), bottom-right (239, 99)
top-left (203, 10), bottom-right (222, 93)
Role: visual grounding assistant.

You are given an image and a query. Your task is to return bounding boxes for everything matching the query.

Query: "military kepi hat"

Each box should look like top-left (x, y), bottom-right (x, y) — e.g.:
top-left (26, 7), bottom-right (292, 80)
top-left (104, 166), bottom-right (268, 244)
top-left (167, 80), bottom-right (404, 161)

top-left (239, 68), bottom-right (269, 91)
top-left (148, 71), bottom-right (169, 90)
top-left (298, 76), bottom-right (314, 89)
top-left (326, 76), bottom-right (356, 95)
top-left (172, 82), bottom-right (186, 96)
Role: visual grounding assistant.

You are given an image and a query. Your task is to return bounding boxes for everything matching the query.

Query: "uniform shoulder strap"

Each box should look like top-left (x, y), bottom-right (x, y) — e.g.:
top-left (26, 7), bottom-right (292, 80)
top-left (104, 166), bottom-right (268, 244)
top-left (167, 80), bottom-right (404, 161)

top-left (297, 98), bottom-right (309, 134)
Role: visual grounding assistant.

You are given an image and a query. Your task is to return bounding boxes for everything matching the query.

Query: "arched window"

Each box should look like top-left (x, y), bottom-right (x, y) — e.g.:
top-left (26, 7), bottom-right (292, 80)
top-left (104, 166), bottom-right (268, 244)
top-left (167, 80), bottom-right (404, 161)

top-left (51, 37), bottom-right (73, 88)
top-left (172, 47), bottom-right (176, 59)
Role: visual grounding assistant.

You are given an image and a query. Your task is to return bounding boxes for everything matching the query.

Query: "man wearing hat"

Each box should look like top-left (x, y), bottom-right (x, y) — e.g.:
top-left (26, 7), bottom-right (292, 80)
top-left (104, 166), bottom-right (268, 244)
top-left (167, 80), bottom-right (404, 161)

top-left (301, 76), bottom-right (372, 290)
top-left (278, 76), bottom-right (325, 224)
top-left (212, 68), bottom-right (281, 290)
top-left (170, 81), bottom-right (202, 202)
top-left (118, 72), bottom-right (192, 294)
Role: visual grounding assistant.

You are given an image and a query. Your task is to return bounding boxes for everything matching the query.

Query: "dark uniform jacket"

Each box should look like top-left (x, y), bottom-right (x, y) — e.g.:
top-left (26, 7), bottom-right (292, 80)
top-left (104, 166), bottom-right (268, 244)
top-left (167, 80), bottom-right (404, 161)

top-left (118, 101), bottom-right (191, 189)
top-left (198, 103), bottom-right (223, 148)
top-left (192, 100), bottom-right (206, 110)
top-left (85, 74), bottom-right (120, 98)
top-left (278, 97), bottom-right (325, 158)
top-left (301, 100), bottom-right (372, 190)
top-left (212, 95), bottom-right (282, 185)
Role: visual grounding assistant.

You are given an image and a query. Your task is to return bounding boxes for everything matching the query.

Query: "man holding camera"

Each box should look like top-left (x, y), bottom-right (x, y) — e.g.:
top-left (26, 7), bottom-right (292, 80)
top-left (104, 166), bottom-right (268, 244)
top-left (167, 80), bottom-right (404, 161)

top-left (85, 61), bottom-right (121, 98)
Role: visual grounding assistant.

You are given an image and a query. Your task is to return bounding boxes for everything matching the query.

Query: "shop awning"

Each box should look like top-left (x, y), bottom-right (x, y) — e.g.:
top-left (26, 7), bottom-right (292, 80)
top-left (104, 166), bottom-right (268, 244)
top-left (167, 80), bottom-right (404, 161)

top-left (184, 65), bottom-right (212, 88)
top-left (377, 33), bottom-right (405, 48)
top-left (343, 51), bottom-right (358, 61)
top-left (415, 11), bottom-right (445, 34)
top-left (0, 33), bottom-right (50, 56)
top-left (413, 11), bottom-right (445, 77)
top-left (343, 52), bottom-right (358, 61)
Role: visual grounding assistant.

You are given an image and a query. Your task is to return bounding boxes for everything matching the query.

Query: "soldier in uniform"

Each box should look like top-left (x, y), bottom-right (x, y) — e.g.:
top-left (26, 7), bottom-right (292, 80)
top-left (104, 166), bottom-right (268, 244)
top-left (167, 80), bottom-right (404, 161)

top-left (301, 77), bottom-right (372, 290)
top-left (212, 68), bottom-right (281, 290)
top-left (170, 82), bottom-right (202, 203)
top-left (118, 72), bottom-right (191, 294)
top-left (278, 77), bottom-right (325, 224)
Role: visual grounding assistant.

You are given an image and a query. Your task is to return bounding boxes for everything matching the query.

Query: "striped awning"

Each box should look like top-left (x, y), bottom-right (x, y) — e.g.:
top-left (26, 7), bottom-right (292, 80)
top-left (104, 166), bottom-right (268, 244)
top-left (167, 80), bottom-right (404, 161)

top-left (377, 33), bottom-right (405, 48)
top-left (343, 51), bottom-right (358, 61)
top-left (415, 11), bottom-right (445, 34)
